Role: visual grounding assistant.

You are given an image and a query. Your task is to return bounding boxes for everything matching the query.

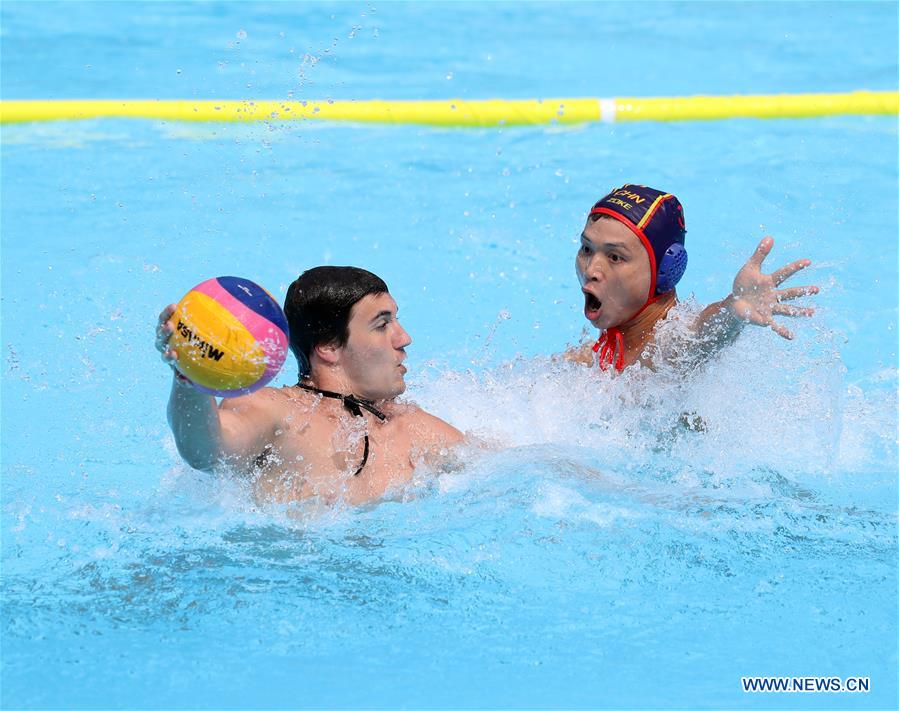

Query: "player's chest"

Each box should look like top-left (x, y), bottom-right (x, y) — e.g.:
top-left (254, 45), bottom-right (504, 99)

top-left (274, 417), bottom-right (413, 502)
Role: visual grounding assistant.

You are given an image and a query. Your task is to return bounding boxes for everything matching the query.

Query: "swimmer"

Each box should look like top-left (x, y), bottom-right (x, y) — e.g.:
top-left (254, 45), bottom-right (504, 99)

top-left (567, 184), bottom-right (819, 370)
top-left (157, 266), bottom-right (464, 506)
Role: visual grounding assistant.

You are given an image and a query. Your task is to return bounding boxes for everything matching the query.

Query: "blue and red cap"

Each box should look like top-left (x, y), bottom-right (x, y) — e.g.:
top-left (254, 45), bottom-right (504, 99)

top-left (588, 184), bottom-right (688, 371)
top-left (590, 184), bottom-right (687, 297)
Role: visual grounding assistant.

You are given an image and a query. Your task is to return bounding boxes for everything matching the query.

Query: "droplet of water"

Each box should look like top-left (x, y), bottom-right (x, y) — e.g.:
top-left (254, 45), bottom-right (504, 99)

top-left (236, 29), bottom-right (247, 40)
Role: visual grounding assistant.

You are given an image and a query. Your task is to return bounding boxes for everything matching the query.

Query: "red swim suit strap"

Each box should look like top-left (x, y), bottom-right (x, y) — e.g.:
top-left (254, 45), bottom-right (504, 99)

top-left (592, 327), bottom-right (625, 371)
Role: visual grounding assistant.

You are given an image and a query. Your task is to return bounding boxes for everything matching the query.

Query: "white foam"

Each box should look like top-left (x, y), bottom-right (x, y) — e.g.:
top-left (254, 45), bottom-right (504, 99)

top-left (411, 301), bottom-right (895, 487)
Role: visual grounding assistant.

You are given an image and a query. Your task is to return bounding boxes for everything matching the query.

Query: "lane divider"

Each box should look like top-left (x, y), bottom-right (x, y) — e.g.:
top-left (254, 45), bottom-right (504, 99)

top-left (1, 92), bottom-right (896, 126)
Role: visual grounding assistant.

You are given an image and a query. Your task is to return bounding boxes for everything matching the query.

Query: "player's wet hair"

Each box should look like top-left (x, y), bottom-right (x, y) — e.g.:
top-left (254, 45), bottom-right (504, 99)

top-left (284, 266), bottom-right (388, 378)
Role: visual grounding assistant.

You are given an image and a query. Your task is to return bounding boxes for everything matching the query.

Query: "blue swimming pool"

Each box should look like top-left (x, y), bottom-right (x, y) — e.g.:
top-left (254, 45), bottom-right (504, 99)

top-left (2, 2), bottom-right (897, 708)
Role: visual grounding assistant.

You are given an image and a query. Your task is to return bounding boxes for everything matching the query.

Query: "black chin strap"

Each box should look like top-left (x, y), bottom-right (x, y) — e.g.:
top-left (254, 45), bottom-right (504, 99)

top-left (296, 382), bottom-right (387, 476)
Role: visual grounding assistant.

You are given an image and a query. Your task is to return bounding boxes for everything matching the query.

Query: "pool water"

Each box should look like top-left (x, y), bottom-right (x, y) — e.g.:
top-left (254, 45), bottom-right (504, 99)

top-left (2, 2), bottom-right (897, 709)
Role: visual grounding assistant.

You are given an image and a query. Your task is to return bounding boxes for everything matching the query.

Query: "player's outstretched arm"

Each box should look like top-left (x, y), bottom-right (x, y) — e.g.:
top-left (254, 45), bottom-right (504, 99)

top-left (692, 236), bottom-right (819, 356)
top-left (157, 305), bottom-right (280, 473)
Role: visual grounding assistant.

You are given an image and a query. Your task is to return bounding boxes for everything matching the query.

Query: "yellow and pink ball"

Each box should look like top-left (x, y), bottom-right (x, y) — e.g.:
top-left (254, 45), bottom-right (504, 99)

top-left (169, 276), bottom-right (289, 397)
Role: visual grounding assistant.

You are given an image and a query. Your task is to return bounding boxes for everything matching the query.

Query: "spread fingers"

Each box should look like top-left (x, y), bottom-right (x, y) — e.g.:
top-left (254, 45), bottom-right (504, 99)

top-left (776, 285), bottom-right (819, 301)
top-left (773, 304), bottom-right (814, 317)
top-left (769, 321), bottom-right (794, 340)
top-left (747, 237), bottom-right (774, 268)
top-left (771, 259), bottom-right (811, 286)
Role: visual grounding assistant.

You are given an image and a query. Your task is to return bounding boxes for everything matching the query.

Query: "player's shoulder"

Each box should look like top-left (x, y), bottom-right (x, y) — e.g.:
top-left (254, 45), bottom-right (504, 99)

top-left (219, 384), bottom-right (295, 417)
top-left (388, 400), bottom-right (463, 444)
top-left (382, 398), bottom-right (423, 422)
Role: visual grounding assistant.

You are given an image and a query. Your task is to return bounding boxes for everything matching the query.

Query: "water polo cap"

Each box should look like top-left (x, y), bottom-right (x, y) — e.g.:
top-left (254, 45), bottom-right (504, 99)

top-left (589, 184), bottom-right (687, 298)
top-left (588, 184), bottom-right (687, 371)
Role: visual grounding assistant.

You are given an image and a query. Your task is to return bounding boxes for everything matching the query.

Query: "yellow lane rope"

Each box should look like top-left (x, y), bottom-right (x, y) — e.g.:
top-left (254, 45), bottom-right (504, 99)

top-left (1, 92), bottom-right (896, 126)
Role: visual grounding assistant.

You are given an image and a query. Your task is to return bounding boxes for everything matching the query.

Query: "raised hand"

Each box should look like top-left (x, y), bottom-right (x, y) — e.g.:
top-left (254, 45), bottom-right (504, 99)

top-left (729, 237), bottom-right (819, 340)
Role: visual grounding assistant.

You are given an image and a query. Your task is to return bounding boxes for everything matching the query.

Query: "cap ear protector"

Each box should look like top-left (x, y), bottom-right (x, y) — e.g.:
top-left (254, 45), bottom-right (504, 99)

top-left (656, 242), bottom-right (688, 294)
top-left (589, 184), bottom-right (688, 297)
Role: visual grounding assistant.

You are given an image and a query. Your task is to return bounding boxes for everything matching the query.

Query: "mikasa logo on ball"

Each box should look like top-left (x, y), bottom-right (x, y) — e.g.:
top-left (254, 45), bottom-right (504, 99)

top-left (176, 320), bottom-right (226, 361)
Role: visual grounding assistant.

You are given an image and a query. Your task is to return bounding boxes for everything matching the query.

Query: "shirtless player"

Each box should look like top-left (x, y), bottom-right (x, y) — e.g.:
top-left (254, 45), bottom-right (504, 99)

top-left (157, 266), bottom-right (463, 506)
